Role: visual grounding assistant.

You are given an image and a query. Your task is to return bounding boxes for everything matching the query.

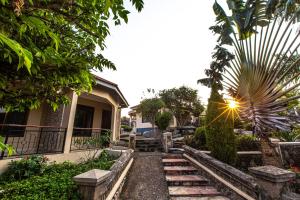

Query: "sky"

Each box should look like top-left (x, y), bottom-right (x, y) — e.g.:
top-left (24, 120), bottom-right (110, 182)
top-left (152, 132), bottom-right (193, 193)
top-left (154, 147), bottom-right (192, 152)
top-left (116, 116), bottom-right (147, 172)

top-left (95, 0), bottom-right (218, 116)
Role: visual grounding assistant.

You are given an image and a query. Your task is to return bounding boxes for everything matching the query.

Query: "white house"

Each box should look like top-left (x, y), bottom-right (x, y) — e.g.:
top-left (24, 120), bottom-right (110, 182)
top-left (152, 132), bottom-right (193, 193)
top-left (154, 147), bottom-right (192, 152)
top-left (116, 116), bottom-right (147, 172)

top-left (128, 105), bottom-right (177, 133)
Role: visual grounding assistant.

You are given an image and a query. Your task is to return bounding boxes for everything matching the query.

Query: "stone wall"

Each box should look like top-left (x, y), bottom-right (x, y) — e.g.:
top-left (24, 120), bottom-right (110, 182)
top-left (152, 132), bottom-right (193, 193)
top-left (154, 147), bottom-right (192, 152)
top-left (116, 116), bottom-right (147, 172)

top-left (73, 149), bottom-right (133, 200)
top-left (235, 151), bottom-right (263, 171)
top-left (183, 145), bottom-right (266, 200)
top-left (279, 142), bottom-right (300, 168)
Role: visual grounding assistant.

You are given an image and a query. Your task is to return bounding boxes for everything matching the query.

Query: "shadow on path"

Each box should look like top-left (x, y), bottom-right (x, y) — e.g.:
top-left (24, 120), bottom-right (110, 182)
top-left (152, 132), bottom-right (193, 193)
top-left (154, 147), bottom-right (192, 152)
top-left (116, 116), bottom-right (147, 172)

top-left (120, 152), bottom-right (169, 200)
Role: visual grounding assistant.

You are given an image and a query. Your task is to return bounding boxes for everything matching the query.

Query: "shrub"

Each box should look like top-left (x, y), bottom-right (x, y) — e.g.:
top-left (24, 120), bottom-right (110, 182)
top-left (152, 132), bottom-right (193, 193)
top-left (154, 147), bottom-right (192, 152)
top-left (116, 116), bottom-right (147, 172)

top-left (236, 134), bottom-right (260, 151)
top-left (194, 127), bottom-right (206, 147)
top-left (0, 151), bottom-right (115, 200)
top-left (271, 128), bottom-right (300, 142)
top-left (205, 83), bottom-right (237, 165)
top-left (184, 127), bottom-right (207, 150)
top-left (121, 125), bottom-right (133, 132)
top-left (1, 155), bottom-right (48, 182)
top-left (155, 111), bottom-right (172, 131)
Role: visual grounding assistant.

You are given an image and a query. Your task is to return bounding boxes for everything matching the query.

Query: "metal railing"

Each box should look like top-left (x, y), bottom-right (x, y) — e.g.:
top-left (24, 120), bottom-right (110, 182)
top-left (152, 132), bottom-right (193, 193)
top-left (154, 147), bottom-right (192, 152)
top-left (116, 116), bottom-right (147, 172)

top-left (70, 128), bottom-right (111, 151)
top-left (0, 124), bottom-right (67, 159)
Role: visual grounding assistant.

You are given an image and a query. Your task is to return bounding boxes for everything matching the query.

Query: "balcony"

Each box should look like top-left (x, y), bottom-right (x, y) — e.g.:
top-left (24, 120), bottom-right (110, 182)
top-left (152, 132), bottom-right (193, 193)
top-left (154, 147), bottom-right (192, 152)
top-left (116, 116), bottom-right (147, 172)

top-left (70, 128), bottom-right (111, 151)
top-left (0, 124), bottom-right (67, 159)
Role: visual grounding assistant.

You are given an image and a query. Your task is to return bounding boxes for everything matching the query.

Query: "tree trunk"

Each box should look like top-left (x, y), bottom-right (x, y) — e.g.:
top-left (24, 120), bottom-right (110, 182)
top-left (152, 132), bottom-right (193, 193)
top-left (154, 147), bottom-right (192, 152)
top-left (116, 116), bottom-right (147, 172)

top-left (260, 137), bottom-right (282, 168)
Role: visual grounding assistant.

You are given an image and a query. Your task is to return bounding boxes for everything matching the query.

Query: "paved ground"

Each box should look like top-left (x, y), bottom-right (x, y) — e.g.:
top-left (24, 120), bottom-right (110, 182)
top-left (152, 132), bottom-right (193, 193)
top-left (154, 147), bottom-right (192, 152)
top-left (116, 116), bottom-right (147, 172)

top-left (120, 152), bottom-right (169, 200)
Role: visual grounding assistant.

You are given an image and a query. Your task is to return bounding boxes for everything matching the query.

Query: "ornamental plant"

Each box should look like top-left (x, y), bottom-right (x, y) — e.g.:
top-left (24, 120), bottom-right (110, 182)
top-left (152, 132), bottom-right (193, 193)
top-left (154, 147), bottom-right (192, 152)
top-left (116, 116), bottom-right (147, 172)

top-left (206, 83), bottom-right (237, 165)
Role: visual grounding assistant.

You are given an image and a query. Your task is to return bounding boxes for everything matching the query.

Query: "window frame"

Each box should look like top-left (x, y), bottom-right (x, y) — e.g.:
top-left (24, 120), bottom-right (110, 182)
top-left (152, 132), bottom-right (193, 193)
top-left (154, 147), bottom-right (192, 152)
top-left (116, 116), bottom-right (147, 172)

top-left (73, 104), bottom-right (95, 137)
top-left (0, 110), bottom-right (29, 137)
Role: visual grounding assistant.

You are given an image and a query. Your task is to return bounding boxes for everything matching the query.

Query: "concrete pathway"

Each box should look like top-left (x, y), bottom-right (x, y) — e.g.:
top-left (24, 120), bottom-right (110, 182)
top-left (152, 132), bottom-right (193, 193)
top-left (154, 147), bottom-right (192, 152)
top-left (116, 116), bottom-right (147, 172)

top-left (120, 152), bottom-right (169, 200)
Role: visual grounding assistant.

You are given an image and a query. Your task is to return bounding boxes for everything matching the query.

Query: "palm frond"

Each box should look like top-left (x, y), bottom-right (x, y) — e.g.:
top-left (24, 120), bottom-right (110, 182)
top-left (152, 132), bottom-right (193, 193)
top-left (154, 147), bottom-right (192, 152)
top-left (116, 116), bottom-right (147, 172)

top-left (224, 12), bottom-right (300, 135)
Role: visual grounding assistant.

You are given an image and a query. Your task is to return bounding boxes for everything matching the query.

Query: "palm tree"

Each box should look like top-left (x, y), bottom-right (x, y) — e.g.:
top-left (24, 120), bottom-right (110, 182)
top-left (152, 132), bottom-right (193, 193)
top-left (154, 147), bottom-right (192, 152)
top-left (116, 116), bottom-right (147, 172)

top-left (211, 0), bottom-right (300, 166)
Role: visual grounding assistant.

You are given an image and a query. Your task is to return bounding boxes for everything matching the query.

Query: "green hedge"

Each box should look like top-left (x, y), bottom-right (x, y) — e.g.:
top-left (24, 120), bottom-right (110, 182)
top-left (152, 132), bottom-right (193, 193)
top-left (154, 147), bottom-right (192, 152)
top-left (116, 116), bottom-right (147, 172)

top-left (184, 127), bottom-right (207, 150)
top-left (235, 134), bottom-right (260, 151)
top-left (0, 151), bottom-right (115, 200)
top-left (121, 125), bottom-right (133, 132)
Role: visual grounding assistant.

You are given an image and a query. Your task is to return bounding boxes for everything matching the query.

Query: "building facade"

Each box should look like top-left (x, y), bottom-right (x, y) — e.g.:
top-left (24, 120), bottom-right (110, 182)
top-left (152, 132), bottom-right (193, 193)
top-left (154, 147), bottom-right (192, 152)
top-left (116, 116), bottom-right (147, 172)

top-left (128, 105), bottom-right (177, 133)
top-left (0, 76), bottom-right (128, 158)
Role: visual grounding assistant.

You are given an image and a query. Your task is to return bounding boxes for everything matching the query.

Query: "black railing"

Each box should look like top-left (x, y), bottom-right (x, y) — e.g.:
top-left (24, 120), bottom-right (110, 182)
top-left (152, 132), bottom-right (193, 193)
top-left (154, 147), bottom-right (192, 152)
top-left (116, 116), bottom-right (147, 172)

top-left (70, 128), bottom-right (111, 151)
top-left (0, 124), bottom-right (67, 159)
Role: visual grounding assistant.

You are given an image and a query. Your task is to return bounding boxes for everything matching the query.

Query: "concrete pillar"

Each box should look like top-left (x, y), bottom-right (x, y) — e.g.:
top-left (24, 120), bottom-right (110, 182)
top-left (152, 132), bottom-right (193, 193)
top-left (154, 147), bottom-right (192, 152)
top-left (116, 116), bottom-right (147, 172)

top-left (110, 105), bottom-right (121, 142)
top-left (163, 132), bottom-right (173, 153)
top-left (116, 107), bottom-right (121, 140)
top-left (249, 165), bottom-right (296, 199)
top-left (128, 134), bottom-right (136, 150)
top-left (73, 169), bottom-right (111, 200)
top-left (63, 92), bottom-right (78, 153)
top-left (110, 105), bottom-right (116, 141)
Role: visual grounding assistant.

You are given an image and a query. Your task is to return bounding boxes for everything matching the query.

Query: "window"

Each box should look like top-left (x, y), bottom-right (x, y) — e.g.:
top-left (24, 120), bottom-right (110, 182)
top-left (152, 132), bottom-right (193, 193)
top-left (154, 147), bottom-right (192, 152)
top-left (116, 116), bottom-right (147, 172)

top-left (0, 109), bottom-right (29, 137)
top-left (73, 105), bottom-right (94, 136)
top-left (142, 114), bottom-right (151, 123)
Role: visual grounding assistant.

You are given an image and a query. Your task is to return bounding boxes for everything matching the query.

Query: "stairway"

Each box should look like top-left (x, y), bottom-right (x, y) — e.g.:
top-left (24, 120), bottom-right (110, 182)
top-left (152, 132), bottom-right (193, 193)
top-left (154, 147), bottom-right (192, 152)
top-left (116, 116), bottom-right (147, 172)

top-left (135, 138), bottom-right (162, 152)
top-left (162, 154), bottom-right (230, 200)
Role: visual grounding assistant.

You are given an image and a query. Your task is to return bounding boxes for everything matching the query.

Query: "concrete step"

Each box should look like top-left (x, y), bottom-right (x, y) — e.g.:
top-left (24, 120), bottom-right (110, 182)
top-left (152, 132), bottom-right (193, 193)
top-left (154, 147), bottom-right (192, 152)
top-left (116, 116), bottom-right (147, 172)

top-left (162, 158), bottom-right (190, 166)
top-left (136, 145), bottom-right (161, 148)
top-left (164, 166), bottom-right (198, 175)
top-left (163, 154), bottom-right (183, 159)
top-left (168, 186), bottom-right (221, 197)
top-left (137, 148), bottom-right (163, 152)
top-left (166, 175), bottom-right (209, 186)
top-left (170, 196), bottom-right (230, 200)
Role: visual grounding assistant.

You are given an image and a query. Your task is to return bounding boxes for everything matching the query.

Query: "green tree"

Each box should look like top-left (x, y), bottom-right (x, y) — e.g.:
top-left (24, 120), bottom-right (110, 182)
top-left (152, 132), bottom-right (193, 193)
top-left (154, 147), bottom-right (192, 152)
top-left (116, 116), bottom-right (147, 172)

top-left (159, 86), bottom-right (204, 127)
top-left (0, 0), bottom-right (143, 111)
top-left (155, 111), bottom-right (172, 131)
top-left (137, 98), bottom-right (164, 131)
top-left (206, 83), bottom-right (236, 165)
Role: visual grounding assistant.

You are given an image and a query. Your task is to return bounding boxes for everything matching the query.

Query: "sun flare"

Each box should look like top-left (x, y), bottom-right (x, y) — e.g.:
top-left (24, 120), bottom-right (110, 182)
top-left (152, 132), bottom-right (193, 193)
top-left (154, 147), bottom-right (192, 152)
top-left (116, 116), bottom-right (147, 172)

top-left (227, 99), bottom-right (238, 109)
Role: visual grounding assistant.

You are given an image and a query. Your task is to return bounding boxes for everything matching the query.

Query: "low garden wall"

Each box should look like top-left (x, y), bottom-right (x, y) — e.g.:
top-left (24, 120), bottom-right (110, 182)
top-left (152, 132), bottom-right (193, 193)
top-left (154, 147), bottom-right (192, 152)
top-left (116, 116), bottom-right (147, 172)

top-left (73, 149), bottom-right (134, 200)
top-left (199, 150), bottom-right (263, 171)
top-left (183, 145), bottom-right (265, 200)
top-left (279, 142), bottom-right (300, 168)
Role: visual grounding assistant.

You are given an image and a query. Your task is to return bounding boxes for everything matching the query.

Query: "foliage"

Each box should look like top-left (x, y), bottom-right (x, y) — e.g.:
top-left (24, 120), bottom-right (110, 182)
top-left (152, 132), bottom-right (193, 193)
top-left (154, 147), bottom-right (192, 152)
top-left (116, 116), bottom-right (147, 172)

top-left (0, 0), bottom-right (143, 111)
top-left (235, 134), bottom-right (260, 151)
top-left (0, 151), bottom-right (115, 199)
top-left (206, 83), bottom-right (237, 165)
top-left (211, 0), bottom-right (270, 43)
top-left (184, 127), bottom-right (207, 150)
top-left (121, 116), bottom-right (130, 126)
top-left (1, 155), bottom-right (48, 181)
top-left (198, 45), bottom-right (234, 90)
top-left (155, 111), bottom-right (172, 131)
top-left (0, 136), bottom-right (14, 156)
top-left (207, 0), bottom-right (300, 136)
top-left (224, 16), bottom-right (300, 135)
top-left (266, 0), bottom-right (300, 19)
top-left (121, 125), bottom-right (133, 132)
top-left (271, 127), bottom-right (300, 142)
top-left (159, 86), bottom-right (204, 127)
top-left (198, 0), bottom-right (281, 91)
top-left (137, 98), bottom-right (164, 128)
top-left (198, 115), bottom-right (206, 127)
top-left (73, 130), bottom-right (111, 161)
top-left (73, 131), bottom-right (110, 148)
top-left (194, 127), bottom-right (207, 148)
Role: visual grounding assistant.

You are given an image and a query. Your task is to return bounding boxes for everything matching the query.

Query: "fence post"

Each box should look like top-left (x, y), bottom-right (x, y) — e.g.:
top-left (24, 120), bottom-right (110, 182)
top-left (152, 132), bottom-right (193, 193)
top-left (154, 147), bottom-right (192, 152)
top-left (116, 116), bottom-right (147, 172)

top-left (73, 169), bottom-right (111, 200)
top-left (128, 134), bottom-right (136, 150)
top-left (249, 165), bottom-right (296, 199)
top-left (163, 132), bottom-right (172, 153)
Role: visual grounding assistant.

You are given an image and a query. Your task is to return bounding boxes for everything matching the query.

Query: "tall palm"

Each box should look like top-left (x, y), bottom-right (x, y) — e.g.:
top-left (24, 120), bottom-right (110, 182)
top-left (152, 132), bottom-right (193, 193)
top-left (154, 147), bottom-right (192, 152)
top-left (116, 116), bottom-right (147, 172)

top-left (223, 11), bottom-right (300, 137)
top-left (210, 0), bottom-right (300, 135)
